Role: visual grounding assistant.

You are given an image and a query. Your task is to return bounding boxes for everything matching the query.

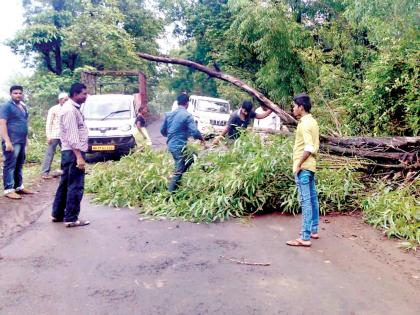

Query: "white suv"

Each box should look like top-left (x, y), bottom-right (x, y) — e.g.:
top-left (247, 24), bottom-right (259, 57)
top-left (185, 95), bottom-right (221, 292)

top-left (187, 95), bottom-right (231, 135)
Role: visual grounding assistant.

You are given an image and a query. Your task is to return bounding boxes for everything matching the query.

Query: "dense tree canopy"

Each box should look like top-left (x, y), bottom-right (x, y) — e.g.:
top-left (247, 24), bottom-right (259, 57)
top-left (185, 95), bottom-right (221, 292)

top-left (10, 0), bottom-right (162, 73)
top-left (157, 0), bottom-right (419, 136)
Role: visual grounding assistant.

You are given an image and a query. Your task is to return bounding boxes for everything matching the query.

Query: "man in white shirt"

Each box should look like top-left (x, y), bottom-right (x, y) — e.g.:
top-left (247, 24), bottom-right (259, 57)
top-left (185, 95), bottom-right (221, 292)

top-left (41, 92), bottom-right (68, 179)
top-left (253, 105), bottom-right (282, 131)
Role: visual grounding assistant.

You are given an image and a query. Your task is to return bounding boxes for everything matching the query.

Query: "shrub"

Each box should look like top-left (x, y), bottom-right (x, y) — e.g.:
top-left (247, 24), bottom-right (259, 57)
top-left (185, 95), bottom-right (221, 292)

top-left (361, 181), bottom-right (420, 247)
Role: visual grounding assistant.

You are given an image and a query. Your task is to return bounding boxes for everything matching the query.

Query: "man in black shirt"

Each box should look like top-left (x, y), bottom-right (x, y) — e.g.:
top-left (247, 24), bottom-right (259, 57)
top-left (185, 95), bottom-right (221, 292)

top-left (134, 109), bottom-right (152, 147)
top-left (213, 100), bottom-right (274, 144)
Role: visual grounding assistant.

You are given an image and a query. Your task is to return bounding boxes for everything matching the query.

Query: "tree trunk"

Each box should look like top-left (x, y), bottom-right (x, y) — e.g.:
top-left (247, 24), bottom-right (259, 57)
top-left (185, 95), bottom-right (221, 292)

top-left (54, 40), bottom-right (63, 75)
top-left (321, 144), bottom-right (418, 163)
top-left (320, 135), bottom-right (420, 151)
top-left (40, 50), bottom-right (56, 74)
top-left (137, 52), bottom-right (297, 126)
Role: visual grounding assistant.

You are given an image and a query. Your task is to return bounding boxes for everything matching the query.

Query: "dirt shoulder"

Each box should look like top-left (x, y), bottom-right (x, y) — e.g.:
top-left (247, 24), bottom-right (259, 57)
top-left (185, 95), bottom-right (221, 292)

top-left (0, 175), bottom-right (60, 248)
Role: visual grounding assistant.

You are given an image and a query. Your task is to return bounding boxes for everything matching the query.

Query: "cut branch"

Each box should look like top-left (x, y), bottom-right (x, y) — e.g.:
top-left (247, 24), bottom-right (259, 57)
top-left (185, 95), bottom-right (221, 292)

top-left (321, 144), bottom-right (419, 163)
top-left (219, 255), bottom-right (271, 266)
top-left (138, 52), bottom-right (297, 125)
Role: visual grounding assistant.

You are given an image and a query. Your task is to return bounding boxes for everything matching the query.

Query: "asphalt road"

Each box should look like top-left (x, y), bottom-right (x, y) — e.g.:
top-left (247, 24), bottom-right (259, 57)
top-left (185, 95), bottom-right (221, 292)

top-left (0, 118), bottom-right (419, 315)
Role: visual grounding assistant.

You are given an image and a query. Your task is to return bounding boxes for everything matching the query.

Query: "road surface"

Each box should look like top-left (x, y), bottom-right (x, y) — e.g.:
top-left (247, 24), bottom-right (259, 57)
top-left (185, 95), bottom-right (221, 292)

top-left (0, 118), bottom-right (419, 315)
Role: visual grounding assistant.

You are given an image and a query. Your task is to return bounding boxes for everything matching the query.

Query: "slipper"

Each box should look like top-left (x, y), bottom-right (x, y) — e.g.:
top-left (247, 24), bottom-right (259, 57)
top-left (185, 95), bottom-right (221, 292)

top-left (65, 220), bottom-right (90, 228)
top-left (51, 216), bottom-right (63, 222)
top-left (286, 239), bottom-right (311, 247)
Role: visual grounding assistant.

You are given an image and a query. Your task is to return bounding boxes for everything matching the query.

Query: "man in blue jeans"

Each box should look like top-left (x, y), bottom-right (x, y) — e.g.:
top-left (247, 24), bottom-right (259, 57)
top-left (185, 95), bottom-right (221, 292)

top-left (287, 93), bottom-right (320, 247)
top-left (0, 85), bottom-right (34, 199)
top-left (161, 93), bottom-right (206, 192)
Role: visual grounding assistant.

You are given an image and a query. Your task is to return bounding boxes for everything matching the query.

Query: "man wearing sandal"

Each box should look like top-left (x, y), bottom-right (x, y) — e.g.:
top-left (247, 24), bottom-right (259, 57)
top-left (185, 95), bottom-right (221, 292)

top-left (51, 83), bottom-right (90, 228)
top-left (287, 93), bottom-right (320, 247)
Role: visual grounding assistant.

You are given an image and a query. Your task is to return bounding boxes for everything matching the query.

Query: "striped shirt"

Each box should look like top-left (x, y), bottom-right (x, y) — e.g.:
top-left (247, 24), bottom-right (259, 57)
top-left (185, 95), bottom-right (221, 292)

top-left (45, 104), bottom-right (61, 139)
top-left (59, 99), bottom-right (89, 152)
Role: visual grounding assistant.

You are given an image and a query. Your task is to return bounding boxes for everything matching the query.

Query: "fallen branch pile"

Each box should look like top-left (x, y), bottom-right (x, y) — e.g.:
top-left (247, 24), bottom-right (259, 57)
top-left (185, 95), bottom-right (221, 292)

top-left (320, 136), bottom-right (420, 171)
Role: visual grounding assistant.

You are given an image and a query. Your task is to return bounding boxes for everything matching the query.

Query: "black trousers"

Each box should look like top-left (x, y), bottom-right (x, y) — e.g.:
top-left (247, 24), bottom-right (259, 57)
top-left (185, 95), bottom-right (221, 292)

top-left (52, 150), bottom-right (85, 222)
top-left (168, 148), bottom-right (194, 192)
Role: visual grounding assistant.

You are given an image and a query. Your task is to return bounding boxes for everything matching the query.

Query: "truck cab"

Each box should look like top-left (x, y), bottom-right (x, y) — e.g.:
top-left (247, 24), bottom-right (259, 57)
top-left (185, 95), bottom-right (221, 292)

top-left (187, 95), bottom-right (231, 135)
top-left (81, 94), bottom-right (137, 156)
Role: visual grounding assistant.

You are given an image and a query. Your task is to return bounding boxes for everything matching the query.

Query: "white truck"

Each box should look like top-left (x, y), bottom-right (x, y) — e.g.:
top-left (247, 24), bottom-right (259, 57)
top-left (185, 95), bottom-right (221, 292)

top-left (186, 95), bottom-right (231, 135)
top-left (80, 70), bottom-right (148, 157)
top-left (81, 94), bottom-right (138, 156)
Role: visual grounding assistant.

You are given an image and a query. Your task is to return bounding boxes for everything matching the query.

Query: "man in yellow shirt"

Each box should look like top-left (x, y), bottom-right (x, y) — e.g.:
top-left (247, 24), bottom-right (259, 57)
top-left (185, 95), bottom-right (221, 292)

top-left (287, 93), bottom-right (320, 247)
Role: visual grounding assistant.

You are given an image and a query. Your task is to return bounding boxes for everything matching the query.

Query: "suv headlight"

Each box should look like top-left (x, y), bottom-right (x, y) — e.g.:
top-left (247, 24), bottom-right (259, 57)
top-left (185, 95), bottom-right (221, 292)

top-left (119, 124), bottom-right (131, 132)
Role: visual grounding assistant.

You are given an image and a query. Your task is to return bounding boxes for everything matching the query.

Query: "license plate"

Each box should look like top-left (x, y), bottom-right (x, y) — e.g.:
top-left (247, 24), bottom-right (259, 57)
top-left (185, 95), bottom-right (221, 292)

top-left (92, 145), bottom-right (115, 151)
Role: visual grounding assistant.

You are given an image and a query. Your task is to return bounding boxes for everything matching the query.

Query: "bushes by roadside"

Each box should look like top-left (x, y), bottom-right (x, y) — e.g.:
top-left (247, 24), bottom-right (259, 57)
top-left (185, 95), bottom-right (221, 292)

top-left (361, 181), bottom-right (420, 249)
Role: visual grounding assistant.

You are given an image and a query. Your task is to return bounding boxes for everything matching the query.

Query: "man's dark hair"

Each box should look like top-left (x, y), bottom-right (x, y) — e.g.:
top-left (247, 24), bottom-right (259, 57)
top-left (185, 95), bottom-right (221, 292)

top-left (177, 93), bottom-right (189, 106)
top-left (10, 85), bottom-right (23, 93)
top-left (241, 100), bottom-right (253, 113)
top-left (293, 93), bottom-right (312, 113)
top-left (69, 83), bottom-right (87, 97)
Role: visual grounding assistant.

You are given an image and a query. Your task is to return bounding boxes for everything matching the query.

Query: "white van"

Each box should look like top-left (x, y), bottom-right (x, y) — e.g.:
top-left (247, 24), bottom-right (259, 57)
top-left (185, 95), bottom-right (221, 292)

top-left (187, 95), bottom-right (231, 134)
top-left (81, 94), bottom-right (137, 155)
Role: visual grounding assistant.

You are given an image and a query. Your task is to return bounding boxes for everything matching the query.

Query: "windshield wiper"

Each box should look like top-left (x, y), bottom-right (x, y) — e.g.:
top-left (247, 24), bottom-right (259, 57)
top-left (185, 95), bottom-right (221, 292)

top-left (101, 110), bottom-right (130, 120)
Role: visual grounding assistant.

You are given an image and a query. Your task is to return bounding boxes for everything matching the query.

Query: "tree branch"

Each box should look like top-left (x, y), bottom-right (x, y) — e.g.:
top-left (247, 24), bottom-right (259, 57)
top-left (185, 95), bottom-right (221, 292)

top-left (137, 52), bottom-right (297, 125)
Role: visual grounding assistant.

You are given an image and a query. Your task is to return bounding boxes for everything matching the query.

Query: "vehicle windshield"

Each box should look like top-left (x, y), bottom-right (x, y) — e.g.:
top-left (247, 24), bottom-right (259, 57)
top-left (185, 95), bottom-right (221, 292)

top-left (83, 97), bottom-right (132, 120)
top-left (196, 100), bottom-right (230, 113)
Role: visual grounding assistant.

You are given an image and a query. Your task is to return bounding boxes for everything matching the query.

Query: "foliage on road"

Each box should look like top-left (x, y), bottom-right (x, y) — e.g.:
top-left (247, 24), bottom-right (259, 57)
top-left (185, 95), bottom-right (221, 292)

top-left (86, 132), bottom-right (362, 221)
top-left (362, 181), bottom-right (420, 248)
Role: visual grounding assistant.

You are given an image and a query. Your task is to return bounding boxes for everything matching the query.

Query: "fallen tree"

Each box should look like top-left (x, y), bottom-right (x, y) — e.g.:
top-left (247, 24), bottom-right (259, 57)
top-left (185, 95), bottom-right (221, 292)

top-left (138, 52), bottom-right (297, 125)
top-left (138, 52), bottom-right (420, 170)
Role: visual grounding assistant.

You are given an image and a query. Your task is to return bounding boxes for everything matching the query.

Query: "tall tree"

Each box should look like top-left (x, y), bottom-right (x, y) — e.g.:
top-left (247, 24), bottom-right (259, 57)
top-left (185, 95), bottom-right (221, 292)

top-left (9, 0), bottom-right (163, 74)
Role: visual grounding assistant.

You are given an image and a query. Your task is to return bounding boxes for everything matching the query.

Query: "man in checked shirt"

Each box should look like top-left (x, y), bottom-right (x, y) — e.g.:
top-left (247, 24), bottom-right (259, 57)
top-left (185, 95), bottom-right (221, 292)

top-left (51, 83), bottom-right (90, 227)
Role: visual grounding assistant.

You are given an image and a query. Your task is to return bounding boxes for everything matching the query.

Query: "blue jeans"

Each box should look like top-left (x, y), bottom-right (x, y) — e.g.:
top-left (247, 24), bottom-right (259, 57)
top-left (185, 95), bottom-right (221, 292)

top-left (168, 147), bottom-right (194, 192)
top-left (52, 150), bottom-right (86, 222)
top-left (296, 170), bottom-right (319, 241)
top-left (2, 142), bottom-right (26, 194)
top-left (41, 139), bottom-right (61, 174)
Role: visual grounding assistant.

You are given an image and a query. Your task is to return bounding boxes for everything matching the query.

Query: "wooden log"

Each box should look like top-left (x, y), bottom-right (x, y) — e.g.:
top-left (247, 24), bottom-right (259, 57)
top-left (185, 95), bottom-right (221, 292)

top-left (320, 135), bottom-right (420, 150)
top-left (321, 144), bottom-right (419, 162)
top-left (137, 52), bottom-right (297, 126)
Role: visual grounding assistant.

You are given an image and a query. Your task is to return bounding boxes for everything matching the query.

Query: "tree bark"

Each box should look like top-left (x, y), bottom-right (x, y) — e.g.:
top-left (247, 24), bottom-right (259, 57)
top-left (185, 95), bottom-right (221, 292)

top-left (40, 49), bottom-right (56, 74)
top-left (321, 144), bottom-right (418, 163)
top-left (54, 40), bottom-right (62, 75)
top-left (137, 52), bottom-right (297, 125)
top-left (320, 135), bottom-right (420, 151)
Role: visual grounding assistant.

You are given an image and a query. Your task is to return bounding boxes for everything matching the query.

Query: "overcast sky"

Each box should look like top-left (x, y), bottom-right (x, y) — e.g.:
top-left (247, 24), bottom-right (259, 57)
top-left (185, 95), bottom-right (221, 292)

top-left (0, 0), bottom-right (31, 98)
top-left (0, 1), bottom-right (178, 99)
